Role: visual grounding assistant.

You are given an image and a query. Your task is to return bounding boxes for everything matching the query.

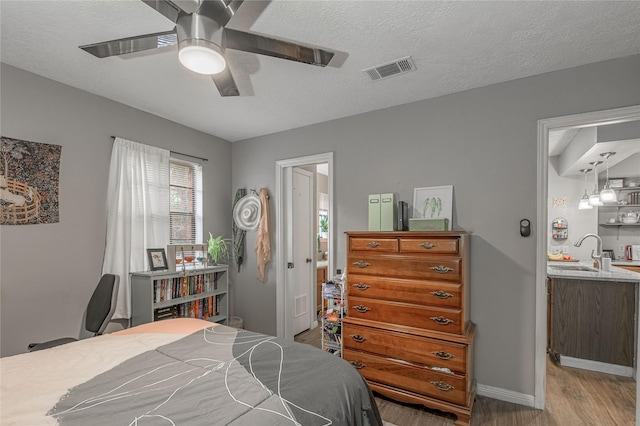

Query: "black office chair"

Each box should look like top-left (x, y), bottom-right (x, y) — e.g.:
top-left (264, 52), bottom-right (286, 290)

top-left (28, 274), bottom-right (119, 352)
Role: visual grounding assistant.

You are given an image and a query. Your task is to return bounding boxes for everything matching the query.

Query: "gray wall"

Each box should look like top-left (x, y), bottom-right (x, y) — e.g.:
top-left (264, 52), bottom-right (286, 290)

top-left (231, 55), bottom-right (640, 396)
top-left (0, 64), bottom-right (232, 357)
top-left (1, 55), bottom-right (638, 396)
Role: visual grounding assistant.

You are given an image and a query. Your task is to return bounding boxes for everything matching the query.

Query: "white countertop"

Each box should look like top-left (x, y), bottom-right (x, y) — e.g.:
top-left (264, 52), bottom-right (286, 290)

top-left (612, 260), bottom-right (640, 267)
top-left (547, 261), bottom-right (640, 282)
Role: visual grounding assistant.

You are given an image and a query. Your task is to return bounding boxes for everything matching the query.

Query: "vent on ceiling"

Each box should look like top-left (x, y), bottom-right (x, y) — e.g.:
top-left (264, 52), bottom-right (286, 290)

top-left (364, 56), bottom-right (416, 81)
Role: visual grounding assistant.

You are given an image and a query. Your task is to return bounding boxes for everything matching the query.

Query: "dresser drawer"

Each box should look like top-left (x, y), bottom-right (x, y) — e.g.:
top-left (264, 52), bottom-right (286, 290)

top-left (399, 237), bottom-right (459, 255)
top-left (348, 254), bottom-right (462, 282)
top-left (343, 322), bottom-right (467, 373)
top-left (344, 349), bottom-right (468, 406)
top-left (348, 296), bottom-right (464, 334)
top-left (347, 274), bottom-right (462, 309)
top-left (349, 237), bottom-right (399, 253)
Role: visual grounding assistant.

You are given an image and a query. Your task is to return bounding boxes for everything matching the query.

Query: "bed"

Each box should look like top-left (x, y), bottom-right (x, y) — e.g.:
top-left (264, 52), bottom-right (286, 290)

top-left (1, 318), bottom-right (382, 426)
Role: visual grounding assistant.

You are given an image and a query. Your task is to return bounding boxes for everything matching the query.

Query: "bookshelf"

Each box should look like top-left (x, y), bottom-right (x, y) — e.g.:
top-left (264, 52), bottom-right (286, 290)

top-left (130, 265), bottom-right (229, 327)
top-left (321, 278), bottom-right (344, 356)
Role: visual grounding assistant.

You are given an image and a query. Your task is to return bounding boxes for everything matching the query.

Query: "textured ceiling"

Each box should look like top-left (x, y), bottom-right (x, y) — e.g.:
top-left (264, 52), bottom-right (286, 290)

top-left (2, 1), bottom-right (640, 142)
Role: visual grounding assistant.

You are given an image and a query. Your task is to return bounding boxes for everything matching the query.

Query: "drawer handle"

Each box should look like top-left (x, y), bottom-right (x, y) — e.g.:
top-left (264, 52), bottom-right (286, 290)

top-left (430, 381), bottom-right (455, 391)
top-left (350, 360), bottom-right (366, 369)
top-left (349, 334), bottom-right (367, 343)
top-left (353, 305), bottom-right (371, 313)
top-left (353, 283), bottom-right (370, 291)
top-left (432, 350), bottom-right (455, 360)
top-left (430, 265), bottom-right (454, 274)
top-left (430, 316), bottom-right (454, 325)
top-left (421, 242), bottom-right (436, 249)
top-left (430, 290), bottom-right (454, 299)
top-left (353, 261), bottom-right (370, 268)
top-left (367, 241), bottom-right (380, 248)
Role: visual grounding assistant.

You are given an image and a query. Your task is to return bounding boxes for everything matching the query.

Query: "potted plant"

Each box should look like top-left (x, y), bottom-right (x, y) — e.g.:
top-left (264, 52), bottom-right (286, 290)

top-left (318, 215), bottom-right (328, 260)
top-left (320, 215), bottom-right (328, 234)
top-left (208, 232), bottom-right (231, 265)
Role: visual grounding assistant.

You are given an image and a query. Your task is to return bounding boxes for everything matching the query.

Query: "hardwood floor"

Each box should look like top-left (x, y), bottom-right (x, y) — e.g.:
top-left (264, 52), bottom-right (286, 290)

top-left (294, 327), bottom-right (635, 425)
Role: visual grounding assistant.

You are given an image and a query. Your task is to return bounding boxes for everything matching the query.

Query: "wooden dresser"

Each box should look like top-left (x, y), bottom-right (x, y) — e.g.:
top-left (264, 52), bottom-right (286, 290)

top-left (342, 231), bottom-right (475, 426)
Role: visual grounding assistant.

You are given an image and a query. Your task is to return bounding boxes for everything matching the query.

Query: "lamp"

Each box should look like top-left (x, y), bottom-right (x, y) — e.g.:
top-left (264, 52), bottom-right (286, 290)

top-left (578, 168), bottom-right (593, 210)
top-left (588, 161), bottom-right (603, 206)
top-left (599, 152), bottom-right (617, 203)
top-left (178, 40), bottom-right (226, 75)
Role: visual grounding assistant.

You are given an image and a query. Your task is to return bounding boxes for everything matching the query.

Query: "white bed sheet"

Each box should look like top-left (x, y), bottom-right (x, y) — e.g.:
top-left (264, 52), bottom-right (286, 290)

top-left (0, 319), bottom-right (212, 426)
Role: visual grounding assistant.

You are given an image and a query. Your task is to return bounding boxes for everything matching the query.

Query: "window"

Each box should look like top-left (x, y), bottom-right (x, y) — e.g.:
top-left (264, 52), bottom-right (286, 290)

top-left (169, 159), bottom-right (203, 244)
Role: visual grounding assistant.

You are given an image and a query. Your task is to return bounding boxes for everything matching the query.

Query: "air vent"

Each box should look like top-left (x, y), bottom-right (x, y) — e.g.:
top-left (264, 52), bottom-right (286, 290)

top-left (364, 56), bottom-right (416, 81)
top-left (294, 294), bottom-right (307, 318)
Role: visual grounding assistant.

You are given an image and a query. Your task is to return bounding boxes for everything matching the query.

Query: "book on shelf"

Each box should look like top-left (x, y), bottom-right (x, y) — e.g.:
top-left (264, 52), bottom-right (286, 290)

top-left (153, 272), bottom-right (222, 304)
top-left (150, 271), bottom-right (224, 322)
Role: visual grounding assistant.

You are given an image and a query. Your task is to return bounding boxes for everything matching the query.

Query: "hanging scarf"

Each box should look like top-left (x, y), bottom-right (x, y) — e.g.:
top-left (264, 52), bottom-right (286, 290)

top-left (232, 188), bottom-right (246, 272)
top-left (255, 188), bottom-right (271, 282)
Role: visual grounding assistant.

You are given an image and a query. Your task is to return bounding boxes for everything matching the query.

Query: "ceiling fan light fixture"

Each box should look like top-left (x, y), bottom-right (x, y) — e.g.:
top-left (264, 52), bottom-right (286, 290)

top-left (178, 41), bottom-right (226, 75)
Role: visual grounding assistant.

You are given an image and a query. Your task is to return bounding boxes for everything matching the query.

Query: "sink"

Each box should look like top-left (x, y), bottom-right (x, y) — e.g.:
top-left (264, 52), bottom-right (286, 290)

top-left (549, 265), bottom-right (598, 272)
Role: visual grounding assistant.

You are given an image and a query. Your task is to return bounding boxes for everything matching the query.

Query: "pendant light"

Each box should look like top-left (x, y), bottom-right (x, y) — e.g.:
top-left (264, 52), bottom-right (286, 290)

top-left (588, 161), bottom-right (603, 206)
top-left (578, 168), bottom-right (593, 209)
top-left (599, 152), bottom-right (617, 203)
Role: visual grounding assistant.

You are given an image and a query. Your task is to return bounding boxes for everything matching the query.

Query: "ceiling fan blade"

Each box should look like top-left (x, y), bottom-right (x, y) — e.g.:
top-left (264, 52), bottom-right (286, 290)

top-left (80, 29), bottom-right (177, 58)
top-left (224, 29), bottom-right (334, 67)
top-left (211, 66), bottom-right (240, 97)
top-left (141, 0), bottom-right (183, 23)
top-left (197, 0), bottom-right (245, 27)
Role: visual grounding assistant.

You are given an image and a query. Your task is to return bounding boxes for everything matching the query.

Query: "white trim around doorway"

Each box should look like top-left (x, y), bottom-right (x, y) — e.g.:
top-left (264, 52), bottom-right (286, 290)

top-left (535, 105), bottom-right (640, 412)
top-left (275, 152), bottom-right (334, 340)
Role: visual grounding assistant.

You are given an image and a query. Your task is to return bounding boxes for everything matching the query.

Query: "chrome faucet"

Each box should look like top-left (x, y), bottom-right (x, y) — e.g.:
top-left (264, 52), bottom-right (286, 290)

top-left (574, 233), bottom-right (603, 269)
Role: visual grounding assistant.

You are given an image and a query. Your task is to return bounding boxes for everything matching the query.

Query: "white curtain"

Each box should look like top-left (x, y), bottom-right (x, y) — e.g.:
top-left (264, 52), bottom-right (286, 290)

top-left (102, 138), bottom-right (170, 319)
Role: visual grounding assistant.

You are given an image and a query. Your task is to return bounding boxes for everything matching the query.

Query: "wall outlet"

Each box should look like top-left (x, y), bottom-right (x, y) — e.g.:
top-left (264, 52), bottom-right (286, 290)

top-left (562, 246), bottom-right (569, 254)
top-left (619, 244), bottom-right (626, 253)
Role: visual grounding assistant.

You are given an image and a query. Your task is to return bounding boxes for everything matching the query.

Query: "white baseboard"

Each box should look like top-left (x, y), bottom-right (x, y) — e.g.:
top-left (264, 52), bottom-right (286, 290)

top-left (476, 383), bottom-right (535, 408)
top-left (477, 356), bottom-right (636, 409)
top-left (560, 356), bottom-right (634, 377)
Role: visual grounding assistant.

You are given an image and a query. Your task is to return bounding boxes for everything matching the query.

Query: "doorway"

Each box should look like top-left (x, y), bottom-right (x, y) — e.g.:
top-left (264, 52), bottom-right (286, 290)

top-left (292, 167), bottom-right (313, 335)
top-left (535, 105), bottom-right (640, 421)
top-left (275, 152), bottom-right (334, 340)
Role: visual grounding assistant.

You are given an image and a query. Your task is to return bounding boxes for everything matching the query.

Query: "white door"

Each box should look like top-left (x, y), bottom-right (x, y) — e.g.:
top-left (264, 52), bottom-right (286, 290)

top-left (292, 167), bottom-right (313, 335)
top-left (275, 152), bottom-right (333, 341)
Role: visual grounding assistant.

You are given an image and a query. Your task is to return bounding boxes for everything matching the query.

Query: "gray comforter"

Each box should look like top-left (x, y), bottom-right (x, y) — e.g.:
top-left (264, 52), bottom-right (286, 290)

top-left (48, 325), bottom-right (382, 425)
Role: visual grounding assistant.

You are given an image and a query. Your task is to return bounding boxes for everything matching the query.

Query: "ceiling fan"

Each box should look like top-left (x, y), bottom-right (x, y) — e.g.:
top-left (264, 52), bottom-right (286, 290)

top-left (79, 0), bottom-right (335, 97)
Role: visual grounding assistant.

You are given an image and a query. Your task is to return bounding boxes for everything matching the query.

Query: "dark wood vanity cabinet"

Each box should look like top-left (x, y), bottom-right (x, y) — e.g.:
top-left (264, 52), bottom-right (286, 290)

top-left (548, 277), bottom-right (636, 367)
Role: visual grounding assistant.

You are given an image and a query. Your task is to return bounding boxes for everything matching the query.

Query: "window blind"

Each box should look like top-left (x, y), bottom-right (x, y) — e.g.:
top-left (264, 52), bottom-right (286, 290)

top-left (170, 159), bottom-right (203, 245)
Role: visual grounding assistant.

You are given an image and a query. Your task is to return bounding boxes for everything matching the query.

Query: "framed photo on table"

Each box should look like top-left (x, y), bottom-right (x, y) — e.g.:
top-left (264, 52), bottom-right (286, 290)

top-left (147, 248), bottom-right (168, 271)
top-left (413, 185), bottom-right (453, 230)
